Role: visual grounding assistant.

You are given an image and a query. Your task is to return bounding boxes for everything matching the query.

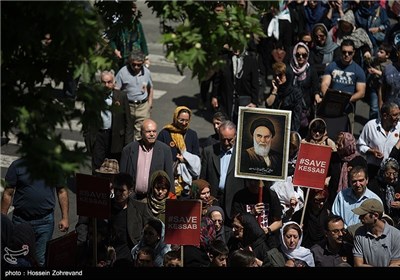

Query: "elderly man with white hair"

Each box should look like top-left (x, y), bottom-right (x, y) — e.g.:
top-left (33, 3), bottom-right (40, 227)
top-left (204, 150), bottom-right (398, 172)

top-left (240, 117), bottom-right (283, 176)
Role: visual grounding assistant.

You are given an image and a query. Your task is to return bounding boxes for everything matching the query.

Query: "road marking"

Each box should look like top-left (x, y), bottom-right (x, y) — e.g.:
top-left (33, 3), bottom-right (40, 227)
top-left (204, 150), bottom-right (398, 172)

top-left (1, 154), bottom-right (19, 169)
top-left (153, 89), bottom-right (167, 99)
top-left (56, 119), bottom-right (82, 132)
top-left (148, 53), bottom-right (175, 68)
top-left (7, 134), bottom-right (85, 150)
top-left (151, 72), bottom-right (185, 84)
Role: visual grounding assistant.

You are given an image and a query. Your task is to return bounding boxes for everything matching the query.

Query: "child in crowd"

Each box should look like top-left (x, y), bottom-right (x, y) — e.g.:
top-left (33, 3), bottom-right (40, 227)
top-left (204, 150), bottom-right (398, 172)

top-left (366, 42), bottom-right (392, 119)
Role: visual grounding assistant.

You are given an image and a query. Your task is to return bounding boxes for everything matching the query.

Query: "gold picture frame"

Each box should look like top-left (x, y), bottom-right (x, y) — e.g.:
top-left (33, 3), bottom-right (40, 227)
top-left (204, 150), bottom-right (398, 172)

top-left (235, 107), bottom-right (291, 181)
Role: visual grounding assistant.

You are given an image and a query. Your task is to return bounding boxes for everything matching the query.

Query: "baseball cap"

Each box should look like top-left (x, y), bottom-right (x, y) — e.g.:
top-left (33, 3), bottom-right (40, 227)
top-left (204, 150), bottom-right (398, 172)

top-left (352, 199), bottom-right (384, 215)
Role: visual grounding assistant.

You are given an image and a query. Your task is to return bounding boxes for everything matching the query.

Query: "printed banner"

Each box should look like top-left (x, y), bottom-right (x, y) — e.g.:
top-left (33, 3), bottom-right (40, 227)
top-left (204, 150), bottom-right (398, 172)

top-left (293, 143), bottom-right (332, 189)
top-left (164, 200), bottom-right (202, 246)
top-left (76, 173), bottom-right (111, 219)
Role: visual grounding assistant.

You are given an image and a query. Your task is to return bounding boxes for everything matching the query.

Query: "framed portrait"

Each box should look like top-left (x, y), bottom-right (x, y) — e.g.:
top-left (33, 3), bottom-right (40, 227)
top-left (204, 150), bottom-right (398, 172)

top-left (235, 107), bottom-right (291, 181)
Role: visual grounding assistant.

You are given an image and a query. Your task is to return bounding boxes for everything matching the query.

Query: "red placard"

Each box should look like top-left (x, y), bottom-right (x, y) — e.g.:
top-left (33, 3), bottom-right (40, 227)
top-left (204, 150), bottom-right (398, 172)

top-left (164, 200), bottom-right (202, 246)
top-left (46, 231), bottom-right (77, 268)
top-left (76, 173), bottom-right (111, 219)
top-left (293, 143), bottom-right (332, 190)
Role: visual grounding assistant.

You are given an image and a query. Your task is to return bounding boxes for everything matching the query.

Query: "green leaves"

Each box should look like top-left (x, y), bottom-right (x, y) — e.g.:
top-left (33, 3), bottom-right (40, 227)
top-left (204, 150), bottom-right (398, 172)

top-left (1, 0), bottom-right (275, 185)
top-left (146, 0), bottom-right (266, 81)
top-left (1, 1), bottom-right (112, 185)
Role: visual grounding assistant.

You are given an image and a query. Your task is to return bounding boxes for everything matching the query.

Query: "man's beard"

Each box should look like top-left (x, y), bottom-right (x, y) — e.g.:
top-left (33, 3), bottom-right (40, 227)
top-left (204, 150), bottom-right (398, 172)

top-left (254, 140), bottom-right (270, 157)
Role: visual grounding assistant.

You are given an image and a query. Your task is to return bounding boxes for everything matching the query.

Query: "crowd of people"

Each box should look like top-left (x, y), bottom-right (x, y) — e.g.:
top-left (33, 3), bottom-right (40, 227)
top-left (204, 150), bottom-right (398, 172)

top-left (2, 0), bottom-right (400, 269)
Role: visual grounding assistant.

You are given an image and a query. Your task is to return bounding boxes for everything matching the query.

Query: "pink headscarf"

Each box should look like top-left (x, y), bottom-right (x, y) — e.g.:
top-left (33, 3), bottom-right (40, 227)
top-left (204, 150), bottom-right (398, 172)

top-left (290, 42), bottom-right (310, 82)
top-left (337, 132), bottom-right (360, 192)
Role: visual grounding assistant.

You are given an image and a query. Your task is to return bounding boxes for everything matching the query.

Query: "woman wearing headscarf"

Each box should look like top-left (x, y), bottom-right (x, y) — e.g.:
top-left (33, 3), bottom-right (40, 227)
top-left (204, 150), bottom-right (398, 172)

top-left (279, 221), bottom-right (315, 267)
top-left (157, 106), bottom-right (201, 196)
top-left (228, 213), bottom-right (273, 262)
top-left (147, 170), bottom-right (176, 223)
top-left (328, 131), bottom-right (367, 206)
top-left (369, 158), bottom-right (400, 229)
top-left (183, 216), bottom-right (217, 267)
top-left (309, 23), bottom-right (341, 77)
top-left (290, 42), bottom-right (319, 136)
top-left (131, 218), bottom-right (171, 267)
top-left (302, 118), bottom-right (336, 151)
top-left (304, 0), bottom-right (328, 33)
top-left (207, 205), bottom-right (232, 243)
top-left (190, 179), bottom-right (218, 216)
top-left (266, 62), bottom-right (303, 132)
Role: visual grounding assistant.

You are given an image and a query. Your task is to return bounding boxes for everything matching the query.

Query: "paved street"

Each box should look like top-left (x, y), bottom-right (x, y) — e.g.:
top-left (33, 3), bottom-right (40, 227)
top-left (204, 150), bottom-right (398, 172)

top-left (0, 2), bottom-right (215, 240)
top-left (0, 1), bottom-right (370, 241)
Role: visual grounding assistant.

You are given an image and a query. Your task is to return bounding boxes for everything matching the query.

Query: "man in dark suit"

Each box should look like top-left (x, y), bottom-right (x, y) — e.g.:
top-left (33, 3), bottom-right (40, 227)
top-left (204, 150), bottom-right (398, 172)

top-left (211, 48), bottom-right (259, 124)
top-left (84, 70), bottom-right (134, 174)
top-left (120, 119), bottom-right (174, 199)
top-left (200, 120), bottom-right (245, 225)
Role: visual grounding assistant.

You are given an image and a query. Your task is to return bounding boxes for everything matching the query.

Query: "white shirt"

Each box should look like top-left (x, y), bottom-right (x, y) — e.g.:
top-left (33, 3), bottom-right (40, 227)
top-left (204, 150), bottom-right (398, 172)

top-left (101, 93), bottom-right (112, 129)
top-left (219, 148), bottom-right (233, 191)
top-left (357, 119), bottom-right (400, 166)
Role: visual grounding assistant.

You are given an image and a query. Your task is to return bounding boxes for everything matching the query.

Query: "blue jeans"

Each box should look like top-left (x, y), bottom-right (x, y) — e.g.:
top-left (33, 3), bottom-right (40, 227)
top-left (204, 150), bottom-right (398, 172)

top-left (13, 212), bottom-right (54, 267)
top-left (369, 88), bottom-right (379, 120)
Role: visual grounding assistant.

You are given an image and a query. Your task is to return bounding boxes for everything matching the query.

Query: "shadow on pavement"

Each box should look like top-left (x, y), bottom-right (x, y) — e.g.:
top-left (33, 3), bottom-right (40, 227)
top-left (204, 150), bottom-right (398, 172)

top-left (172, 94), bottom-right (214, 124)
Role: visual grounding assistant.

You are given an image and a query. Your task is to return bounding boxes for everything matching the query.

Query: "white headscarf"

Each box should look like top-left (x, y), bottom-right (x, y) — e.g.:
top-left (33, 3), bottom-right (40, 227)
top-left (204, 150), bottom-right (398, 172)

top-left (280, 221), bottom-right (315, 267)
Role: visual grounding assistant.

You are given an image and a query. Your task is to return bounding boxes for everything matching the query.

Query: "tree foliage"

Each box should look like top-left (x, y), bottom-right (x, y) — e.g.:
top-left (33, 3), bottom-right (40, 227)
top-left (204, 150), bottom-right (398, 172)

top-left (1, 1), bottom-right (113, 185)
top-left (145, 0), bottom-right (267, 81)
top-left (1, 0), bottom-right (276, 185)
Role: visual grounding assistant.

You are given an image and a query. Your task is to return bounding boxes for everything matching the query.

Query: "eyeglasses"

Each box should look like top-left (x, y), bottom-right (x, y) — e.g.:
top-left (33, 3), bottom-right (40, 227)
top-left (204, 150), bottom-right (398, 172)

top-left (131, 62), bottom-right (143, 68)
top-left (212, 219), bottom-right (223, 225)
top-left (329, 228), bottom-right (347, 235)
top-left (385, 171), bottom-right (398, 178)
top-left (177, 118), bottom-right (190, 124)
top-left (342, 51), bottom-right (354, 56)
top-left (295, 53), bottom-right (308, 59)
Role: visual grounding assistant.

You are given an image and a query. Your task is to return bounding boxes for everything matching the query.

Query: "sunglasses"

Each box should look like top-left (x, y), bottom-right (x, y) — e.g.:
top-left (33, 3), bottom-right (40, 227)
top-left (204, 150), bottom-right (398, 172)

top-left (312, 128), bottom-right (325, 134)
top-left (131, 62), bottom-right (143, 68)
top-left (295, 52), bottom-right (308, 59)
top-left (342, 51), bottom-right (354, 56)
